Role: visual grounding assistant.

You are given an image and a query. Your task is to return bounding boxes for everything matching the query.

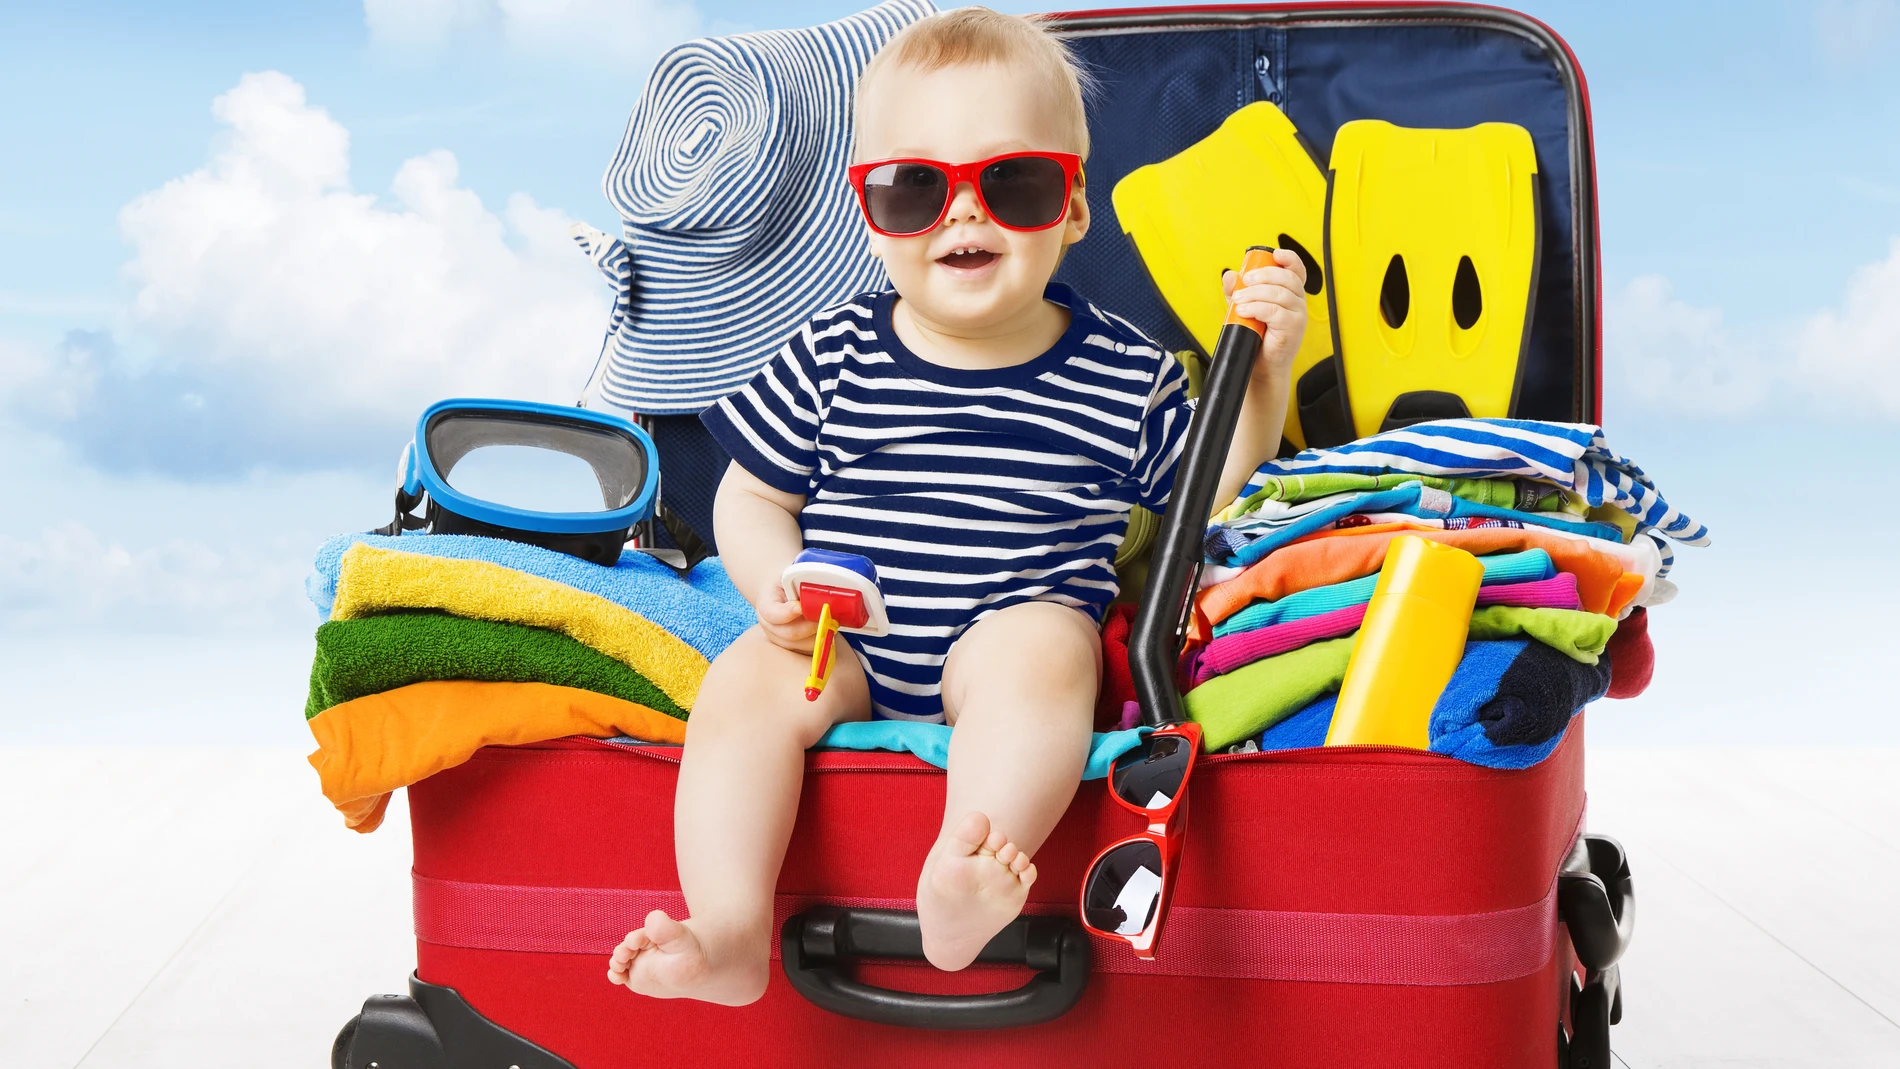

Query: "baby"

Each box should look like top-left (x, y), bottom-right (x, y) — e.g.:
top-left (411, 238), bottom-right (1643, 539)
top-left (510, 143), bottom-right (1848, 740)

top-left (609, 6), bottom-right (1307, 1004)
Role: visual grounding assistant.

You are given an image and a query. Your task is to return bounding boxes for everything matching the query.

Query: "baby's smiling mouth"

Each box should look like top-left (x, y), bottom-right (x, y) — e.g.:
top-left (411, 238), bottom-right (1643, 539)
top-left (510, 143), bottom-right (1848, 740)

top-left (937, 245), bottom-right (998, 270)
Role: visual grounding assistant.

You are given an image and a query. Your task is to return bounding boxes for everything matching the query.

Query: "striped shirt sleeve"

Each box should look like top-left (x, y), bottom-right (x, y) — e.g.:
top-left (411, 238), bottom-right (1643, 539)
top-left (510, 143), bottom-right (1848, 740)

top-left (1133, 355), bottom-right (1193, 512)
top-left (698, 324), bottom-right (825, 496)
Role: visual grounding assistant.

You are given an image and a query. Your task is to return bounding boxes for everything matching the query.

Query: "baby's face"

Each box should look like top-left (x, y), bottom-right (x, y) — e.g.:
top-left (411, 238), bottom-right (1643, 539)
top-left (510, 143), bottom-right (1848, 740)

top-left (854, 61), bottom-right (1089, 332)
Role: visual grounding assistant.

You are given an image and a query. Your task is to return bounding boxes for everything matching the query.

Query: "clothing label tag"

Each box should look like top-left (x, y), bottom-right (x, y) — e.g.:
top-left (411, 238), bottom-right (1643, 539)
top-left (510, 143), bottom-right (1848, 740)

top-left (1418, 485), bottom-right (1454, 514)
top-left (1114, 865), bottom-right (1164, 935)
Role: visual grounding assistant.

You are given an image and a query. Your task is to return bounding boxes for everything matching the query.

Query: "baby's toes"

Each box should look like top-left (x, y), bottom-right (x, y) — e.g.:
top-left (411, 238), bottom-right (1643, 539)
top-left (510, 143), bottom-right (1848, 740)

top-left (979, 842), bottom-right (1034, 893)
top-left (981, 825), bottom-right (1009, 858)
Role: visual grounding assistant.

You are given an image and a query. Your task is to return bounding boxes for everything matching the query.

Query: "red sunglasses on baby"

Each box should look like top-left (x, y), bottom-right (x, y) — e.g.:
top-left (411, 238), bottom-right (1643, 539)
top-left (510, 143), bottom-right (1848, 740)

top-left (1079, 721), bottom-right (1202, 960)
top-left (847, 152), bottom-right (1084, 237)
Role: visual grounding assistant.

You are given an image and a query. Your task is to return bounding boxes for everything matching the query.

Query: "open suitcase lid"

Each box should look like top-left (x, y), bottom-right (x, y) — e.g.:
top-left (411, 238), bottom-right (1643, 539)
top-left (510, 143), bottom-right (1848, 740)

top-left (1036, 5), bottom-right (1604, 728)
top-left (1046, 3), bottom-right (1600, 428)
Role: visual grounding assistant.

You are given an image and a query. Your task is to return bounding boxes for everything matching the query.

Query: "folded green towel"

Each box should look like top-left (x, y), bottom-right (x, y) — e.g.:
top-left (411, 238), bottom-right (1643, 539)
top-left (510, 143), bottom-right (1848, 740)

top-left (306, 612), bottom-right (688, 721)
top-left (1184, 636), bottom-right (1357, 751)
top-left (1222, 472), bottom-right (1527, 517)
top-left (1468, 606), bottom-right (1616, 665)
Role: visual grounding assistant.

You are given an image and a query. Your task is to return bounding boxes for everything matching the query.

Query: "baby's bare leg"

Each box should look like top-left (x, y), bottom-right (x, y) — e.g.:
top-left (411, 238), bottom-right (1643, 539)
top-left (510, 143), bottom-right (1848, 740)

top-left (607, 626), bottom-right (869, 1005)
top-left (916, 601), bottom-right (1099, 971)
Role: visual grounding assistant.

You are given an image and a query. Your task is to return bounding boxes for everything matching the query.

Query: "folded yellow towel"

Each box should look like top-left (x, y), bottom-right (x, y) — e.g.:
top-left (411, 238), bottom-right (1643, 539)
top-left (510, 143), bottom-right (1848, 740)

top-left (332, 542), bottom-right (708, 711)
top-left (307, 680), bottom-right (686, 833)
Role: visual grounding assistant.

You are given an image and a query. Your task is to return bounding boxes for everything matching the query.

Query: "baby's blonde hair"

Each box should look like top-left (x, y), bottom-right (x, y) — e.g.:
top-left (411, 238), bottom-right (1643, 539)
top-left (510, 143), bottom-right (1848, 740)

top-left (854, 7), bottom-right (1091, 160)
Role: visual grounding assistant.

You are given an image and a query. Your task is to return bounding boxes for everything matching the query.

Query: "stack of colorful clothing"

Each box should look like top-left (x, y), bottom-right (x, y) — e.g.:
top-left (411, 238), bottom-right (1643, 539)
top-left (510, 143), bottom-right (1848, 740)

top-left (1178, 419), bottom-right (1704, 764)
top-left (302, 533), bottom-right (755, 831)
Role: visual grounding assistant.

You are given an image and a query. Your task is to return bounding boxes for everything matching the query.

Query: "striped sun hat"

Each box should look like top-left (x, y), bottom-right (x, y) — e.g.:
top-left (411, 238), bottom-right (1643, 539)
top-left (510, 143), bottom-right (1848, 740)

top-left (571, 0), bottom-right (937, 416)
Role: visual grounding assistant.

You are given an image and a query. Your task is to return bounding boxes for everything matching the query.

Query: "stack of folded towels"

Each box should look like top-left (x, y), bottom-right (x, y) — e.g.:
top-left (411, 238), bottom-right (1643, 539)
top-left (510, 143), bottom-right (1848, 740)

top-left (302, 533), bottom-right (755, 830)
top-left (1178, 418), bottom-right (1705, 765)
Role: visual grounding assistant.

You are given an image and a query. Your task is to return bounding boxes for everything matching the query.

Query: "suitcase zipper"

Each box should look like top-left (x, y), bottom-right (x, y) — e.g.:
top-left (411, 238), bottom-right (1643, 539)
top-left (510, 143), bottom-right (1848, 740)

top-left (1203, 743), bottom-right (1463, 767)
top-left (557, 736), bottom-right (1455, 769)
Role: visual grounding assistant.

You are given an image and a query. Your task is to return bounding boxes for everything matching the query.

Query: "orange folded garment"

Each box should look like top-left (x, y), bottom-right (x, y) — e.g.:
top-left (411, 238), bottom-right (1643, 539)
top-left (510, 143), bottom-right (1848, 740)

top-left (306, 680), bottom-right (686, 833)
top-left (1291, 523), bottom-right (1645, 619)
top-left (1197, 524), bottom-right (1637, 631)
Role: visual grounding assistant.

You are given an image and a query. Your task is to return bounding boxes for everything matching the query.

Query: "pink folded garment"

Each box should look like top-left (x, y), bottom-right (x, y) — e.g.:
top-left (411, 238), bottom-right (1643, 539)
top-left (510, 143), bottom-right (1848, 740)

top-left (1183, 573), bottom-right (1582, 688)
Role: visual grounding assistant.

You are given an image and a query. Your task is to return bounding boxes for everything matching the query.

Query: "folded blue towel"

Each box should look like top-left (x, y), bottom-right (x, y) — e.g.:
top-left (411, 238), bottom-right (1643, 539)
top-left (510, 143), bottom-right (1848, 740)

top-left (1214, 548), bottom-right (1555, 637)
top-left (308, 532), bottom-right (754, 660)
top-left (1255, 639), bottom-right (1609, 769)
top-left (1207, 482), bottom-right (1624, 568)
top-left (817, 721), bottom-right (1147, 780)
top-left (1430, 639), bottom-right (1610, 765)
top-left (1257, 695), bottom-right (1337, 750)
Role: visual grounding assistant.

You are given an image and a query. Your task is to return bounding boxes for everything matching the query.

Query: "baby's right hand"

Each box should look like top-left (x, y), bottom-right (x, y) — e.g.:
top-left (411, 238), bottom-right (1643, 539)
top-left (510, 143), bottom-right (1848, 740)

top-left (755, 579), bottom-right (818, 654)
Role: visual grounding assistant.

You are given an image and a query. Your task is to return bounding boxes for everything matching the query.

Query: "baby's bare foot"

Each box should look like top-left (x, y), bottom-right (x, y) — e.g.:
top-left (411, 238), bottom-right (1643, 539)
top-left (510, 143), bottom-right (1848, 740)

top-left (605, 909), bottom-right (769, 1006)
top-left (916, 811), bottom-right (1038, 971)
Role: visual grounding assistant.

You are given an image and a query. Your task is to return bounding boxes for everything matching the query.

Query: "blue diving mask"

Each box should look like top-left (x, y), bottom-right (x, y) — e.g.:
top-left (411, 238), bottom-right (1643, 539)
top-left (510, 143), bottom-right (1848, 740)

top-left (379, 399), bottom-right (660, 565)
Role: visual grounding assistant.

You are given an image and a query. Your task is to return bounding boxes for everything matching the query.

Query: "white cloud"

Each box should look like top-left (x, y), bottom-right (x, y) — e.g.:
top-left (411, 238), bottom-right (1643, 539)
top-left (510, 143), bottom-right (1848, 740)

top-left (1602, 274), bottom-right (1781, 416)
top-left (1817, 0), bottom-right (1898, 64)
top-left (2, 71), bottom-right (607, 476)
top-left (1797, 236), bottom-right (1900, 414)
top-left (0, 521), bottom-right (312, 636)
top-left (363, 0), bottom-right (702, 62)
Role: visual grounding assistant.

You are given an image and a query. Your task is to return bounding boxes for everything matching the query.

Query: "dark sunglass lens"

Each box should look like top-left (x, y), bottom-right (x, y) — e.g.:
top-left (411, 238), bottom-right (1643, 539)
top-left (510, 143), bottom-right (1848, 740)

top-left (1082, 840), bottom-right (1165, 936)
top-left (979, 156), bottom-right (1069, 229)
top-left (862, 162), bottom-right (948, 234)
top-left (1110, 734), bottom-right (1190, 811)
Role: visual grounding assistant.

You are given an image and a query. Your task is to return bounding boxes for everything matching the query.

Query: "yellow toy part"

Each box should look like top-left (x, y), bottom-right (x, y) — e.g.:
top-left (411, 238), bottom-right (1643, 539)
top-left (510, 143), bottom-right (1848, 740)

top-left (1113, 102), bottom-right (1346, 449)
top-left (1325, 536), bottom-right (1483, 749)
top-left (1325, 120), bottom-right (1540, 439)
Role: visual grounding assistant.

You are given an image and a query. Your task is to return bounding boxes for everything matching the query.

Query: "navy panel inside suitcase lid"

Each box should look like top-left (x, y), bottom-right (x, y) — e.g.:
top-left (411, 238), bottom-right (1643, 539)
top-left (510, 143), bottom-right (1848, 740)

top-left (1048, 4), bottom-right (1595, 426)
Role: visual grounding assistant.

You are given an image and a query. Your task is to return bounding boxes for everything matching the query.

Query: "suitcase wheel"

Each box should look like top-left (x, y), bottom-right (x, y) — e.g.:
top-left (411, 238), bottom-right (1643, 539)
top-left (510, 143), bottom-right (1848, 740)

top-left (333, 993), bottom-right (445, 1069)
top-left (332, 975), bottom-right (578, 1069)
top-left (1559, 833), bottom-right (1635, 972)
top-left (1564, 964), bottom-right (1619, 1069)
top-left (1559, 831), bottom-right (1633, 1068)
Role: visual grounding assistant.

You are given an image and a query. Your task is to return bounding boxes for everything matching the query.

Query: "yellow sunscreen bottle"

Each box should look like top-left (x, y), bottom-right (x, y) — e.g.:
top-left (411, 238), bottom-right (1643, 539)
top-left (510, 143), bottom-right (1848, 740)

top-left (1325, 536), bottom-right (1484, 749)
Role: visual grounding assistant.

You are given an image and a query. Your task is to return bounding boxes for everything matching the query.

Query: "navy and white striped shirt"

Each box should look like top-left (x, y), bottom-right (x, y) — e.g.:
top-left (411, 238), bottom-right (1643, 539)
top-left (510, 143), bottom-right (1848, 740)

top-left (702, 284), bottom-right (1192, 721)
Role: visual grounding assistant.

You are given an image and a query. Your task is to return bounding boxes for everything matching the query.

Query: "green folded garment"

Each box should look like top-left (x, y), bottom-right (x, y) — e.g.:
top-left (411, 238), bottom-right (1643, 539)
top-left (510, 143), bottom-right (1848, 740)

top-left (1182, 608), bottom-right (1616, 750)
top-left (306, 612), bottom-right (688, 721)
top-left (1468, 606), bottom-right (1616, 665)
top-left (1231, 472), bottom-right (1518, 512)
top-left (1226, 472), bottom-right (1587, 519)
top-left (1184, 636), bottom-right (1356, 751)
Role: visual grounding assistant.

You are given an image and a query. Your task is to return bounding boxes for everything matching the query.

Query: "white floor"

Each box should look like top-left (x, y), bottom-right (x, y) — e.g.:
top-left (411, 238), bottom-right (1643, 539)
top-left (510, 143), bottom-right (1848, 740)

top-left (3, 748), bottom-right (1897, 1068)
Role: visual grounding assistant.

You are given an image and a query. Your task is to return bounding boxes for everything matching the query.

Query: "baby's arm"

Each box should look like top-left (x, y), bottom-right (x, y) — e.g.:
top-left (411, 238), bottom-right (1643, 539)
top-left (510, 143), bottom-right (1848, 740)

top-left (1213, 247), bottom-right (1310, 508)
top-left (712, 463), bottom-right (818, 653)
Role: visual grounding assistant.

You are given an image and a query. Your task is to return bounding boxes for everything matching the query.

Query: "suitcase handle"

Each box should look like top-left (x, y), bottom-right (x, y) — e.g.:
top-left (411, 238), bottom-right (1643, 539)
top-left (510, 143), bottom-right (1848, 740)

top-left (780, 907), bottom-right (1091, 1029)
top-left (1128, 249), bottom-right (1275, 726)
top-left (1559, 833), bottom-right (1635, 972)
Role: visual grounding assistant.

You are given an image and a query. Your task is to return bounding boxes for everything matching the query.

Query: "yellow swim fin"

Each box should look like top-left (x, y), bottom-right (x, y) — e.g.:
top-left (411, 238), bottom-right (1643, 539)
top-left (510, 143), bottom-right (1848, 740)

top-left (1113, 102), bottom-right (1351, 449)
top-left (1324, 120), bottom-right (1541, 438)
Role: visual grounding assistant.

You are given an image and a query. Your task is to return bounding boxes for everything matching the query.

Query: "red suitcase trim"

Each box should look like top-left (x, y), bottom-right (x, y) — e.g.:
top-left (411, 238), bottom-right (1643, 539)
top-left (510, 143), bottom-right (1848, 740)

top-left (414, 868), bottom-right (1561, 986)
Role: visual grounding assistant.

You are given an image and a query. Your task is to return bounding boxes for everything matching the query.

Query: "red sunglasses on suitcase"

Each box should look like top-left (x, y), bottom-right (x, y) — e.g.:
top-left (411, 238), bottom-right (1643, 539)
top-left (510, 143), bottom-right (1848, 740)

top-left (1079, 721), bottom-right (1202, 959)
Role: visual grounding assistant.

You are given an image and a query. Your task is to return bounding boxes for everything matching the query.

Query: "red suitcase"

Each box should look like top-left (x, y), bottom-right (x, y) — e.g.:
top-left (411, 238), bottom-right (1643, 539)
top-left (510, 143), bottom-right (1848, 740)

top-left (381, 727), bottom-right (1626, 1069)
top-left (330, 4), bottom-right (1637, 1066)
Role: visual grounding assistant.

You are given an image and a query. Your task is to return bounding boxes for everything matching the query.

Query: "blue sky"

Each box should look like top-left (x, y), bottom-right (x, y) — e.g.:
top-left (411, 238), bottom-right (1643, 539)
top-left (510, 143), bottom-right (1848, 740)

top-left (3, 0), bottom-right (1898, 745)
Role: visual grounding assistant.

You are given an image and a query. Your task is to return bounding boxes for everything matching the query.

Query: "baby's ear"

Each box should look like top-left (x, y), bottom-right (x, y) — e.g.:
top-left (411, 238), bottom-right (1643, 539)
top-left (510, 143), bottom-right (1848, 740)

top-left (1063, 185), bottom-right (1091, 246)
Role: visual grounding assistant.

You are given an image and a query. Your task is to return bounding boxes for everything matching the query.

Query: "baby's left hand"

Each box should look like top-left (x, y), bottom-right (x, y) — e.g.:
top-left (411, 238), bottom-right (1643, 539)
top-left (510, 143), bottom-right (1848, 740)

top-left (1221, 248), bottom-right (1308, 371)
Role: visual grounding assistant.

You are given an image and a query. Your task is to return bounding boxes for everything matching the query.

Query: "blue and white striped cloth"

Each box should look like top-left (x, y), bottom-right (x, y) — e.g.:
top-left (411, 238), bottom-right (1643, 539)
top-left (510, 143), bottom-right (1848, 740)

top-left (573, 0), bottom-right (936, 416)
top-left (701, 286), bottom-right (1193, 722)
top-left (1233, 419), bottom-right (1710, 547)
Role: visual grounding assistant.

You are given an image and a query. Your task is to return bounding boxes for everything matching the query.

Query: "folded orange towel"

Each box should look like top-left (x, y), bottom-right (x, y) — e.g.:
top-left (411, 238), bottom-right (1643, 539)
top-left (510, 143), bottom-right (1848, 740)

top-left (306, 680), bottom-right (685, 833)
top-left (1196, 524), bottom-right (1637, 631)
